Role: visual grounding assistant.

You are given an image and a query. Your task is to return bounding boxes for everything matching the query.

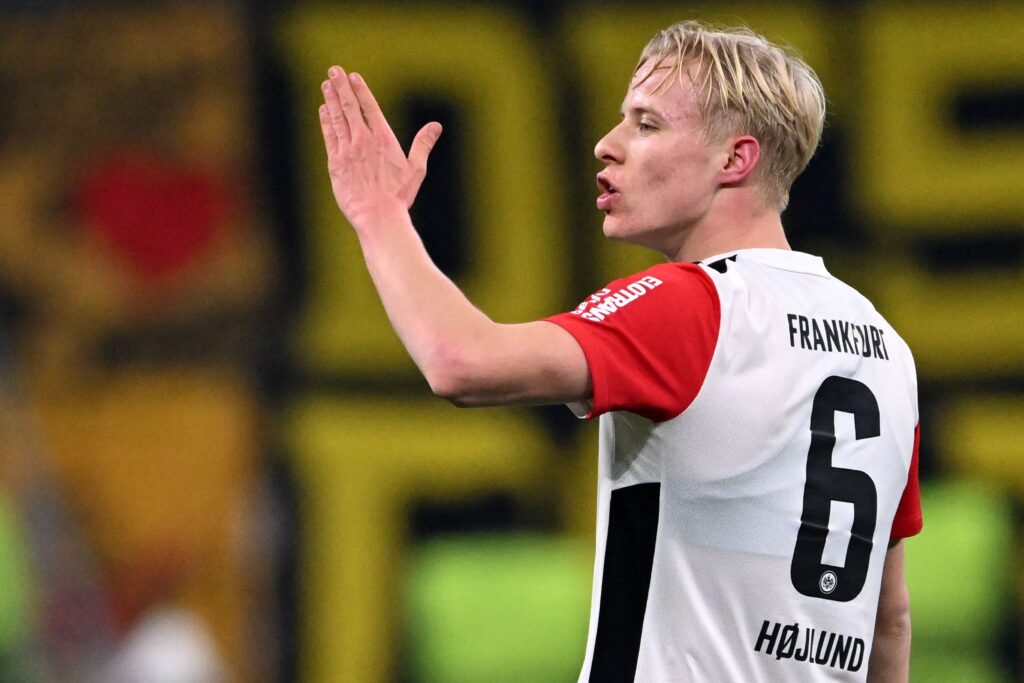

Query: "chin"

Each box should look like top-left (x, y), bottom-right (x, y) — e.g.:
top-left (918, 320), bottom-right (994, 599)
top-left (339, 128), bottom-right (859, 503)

top-left (602, 215), bottom-right (645, 245)
top-left (603, 215), bottom-right (676, 256)
top-left (601, 215), bottom-right (631, 241)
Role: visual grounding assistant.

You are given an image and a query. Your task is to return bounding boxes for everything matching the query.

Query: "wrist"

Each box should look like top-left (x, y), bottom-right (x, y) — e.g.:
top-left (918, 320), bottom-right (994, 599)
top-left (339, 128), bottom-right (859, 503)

top-left (349, 201), bottom-right (413, 240)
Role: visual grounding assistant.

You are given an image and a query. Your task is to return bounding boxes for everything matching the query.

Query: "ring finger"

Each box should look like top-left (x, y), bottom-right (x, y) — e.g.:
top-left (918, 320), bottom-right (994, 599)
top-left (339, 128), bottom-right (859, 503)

top-left (322, 68), bottom-right (350, 144)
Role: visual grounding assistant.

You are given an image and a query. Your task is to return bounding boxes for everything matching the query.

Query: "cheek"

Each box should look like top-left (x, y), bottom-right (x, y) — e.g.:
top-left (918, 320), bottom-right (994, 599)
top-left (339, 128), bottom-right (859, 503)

top-left (637, 156), bottom-right (693, 209)
top-left (640, 148), bottom-right (714, 198)
top-left (636, 149), bottom-right (675, 186)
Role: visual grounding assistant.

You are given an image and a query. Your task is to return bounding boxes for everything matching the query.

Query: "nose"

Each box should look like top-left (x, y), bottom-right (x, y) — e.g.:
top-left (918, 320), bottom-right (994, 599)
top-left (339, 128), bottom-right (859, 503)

top-left (594, 122), bottom-right (624, 165)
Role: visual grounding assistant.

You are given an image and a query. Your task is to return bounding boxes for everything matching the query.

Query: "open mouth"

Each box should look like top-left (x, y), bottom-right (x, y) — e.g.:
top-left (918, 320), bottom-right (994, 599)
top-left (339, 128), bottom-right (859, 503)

top-left (596, 174), bottom-right (619, 211)
top-left (596, 174), bottom-right (617, 195)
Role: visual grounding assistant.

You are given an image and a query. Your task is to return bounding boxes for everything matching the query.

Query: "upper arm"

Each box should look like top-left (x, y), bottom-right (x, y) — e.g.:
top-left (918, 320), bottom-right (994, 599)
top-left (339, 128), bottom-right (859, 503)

top-left (432, 319), bottom-right (592, 407)
top-left (434, 262), bottom-right (719, 415)
top-left (543, 263), bottom-right (720, 421)
top-left (878, 539), bottom-right (910, 622)
top-left (868, 539), bottom-right (911, 681)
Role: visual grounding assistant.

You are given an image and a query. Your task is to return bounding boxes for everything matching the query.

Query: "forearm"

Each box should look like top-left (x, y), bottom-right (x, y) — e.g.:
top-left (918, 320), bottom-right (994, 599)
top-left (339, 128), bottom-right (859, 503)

top-left (318, 66), bottom-right (589, 407)
top-left (353, 206), bottom-right (496, 395)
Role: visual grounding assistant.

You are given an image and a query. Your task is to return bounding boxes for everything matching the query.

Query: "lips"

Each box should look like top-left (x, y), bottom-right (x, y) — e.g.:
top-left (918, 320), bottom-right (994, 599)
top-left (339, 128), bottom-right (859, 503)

top-left (596, 173), bottom-right (620, 211)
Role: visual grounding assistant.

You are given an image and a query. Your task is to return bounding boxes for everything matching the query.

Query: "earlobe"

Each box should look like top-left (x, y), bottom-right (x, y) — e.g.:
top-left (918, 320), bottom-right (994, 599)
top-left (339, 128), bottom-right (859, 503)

top-left (720, 135), bottom-right (760, 185)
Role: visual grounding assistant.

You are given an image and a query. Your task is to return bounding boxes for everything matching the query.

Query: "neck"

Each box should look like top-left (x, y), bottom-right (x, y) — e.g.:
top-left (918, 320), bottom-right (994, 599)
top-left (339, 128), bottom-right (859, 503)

top-left (666, 188), bottom-right (790, 263)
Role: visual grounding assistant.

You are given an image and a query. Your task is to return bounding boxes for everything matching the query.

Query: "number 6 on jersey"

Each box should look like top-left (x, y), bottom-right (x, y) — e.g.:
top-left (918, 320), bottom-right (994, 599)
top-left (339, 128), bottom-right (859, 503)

top-left (791, 376), bottom-right (880, 602)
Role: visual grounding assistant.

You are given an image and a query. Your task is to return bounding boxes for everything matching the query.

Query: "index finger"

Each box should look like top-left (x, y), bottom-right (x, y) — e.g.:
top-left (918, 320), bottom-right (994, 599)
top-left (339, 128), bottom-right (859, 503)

top-left (348, 72), bottom-right (393, 138)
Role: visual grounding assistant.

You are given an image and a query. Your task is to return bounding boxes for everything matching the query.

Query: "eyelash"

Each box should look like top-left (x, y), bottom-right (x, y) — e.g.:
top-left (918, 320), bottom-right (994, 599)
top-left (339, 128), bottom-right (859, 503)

top-left (638, 121), bottom-right (656, 134)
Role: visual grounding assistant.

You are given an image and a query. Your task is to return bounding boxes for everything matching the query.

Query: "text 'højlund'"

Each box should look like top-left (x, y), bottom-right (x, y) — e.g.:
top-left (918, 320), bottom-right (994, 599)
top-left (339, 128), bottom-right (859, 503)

top-left (754, 619), bottom-right (865, 672)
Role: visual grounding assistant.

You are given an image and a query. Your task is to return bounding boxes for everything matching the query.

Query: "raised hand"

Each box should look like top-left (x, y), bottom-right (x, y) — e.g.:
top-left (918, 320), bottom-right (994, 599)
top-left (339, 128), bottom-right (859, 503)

top-left (319, 66), bottom-right (442, 232)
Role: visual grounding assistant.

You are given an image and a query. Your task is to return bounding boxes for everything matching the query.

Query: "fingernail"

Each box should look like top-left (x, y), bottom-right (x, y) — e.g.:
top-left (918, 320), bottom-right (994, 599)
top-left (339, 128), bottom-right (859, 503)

top-left (322, 81), bottom-right (330, 92)
top-left (328, 67), bottom-right (341, 78)
top-left (349, 72), bottom-right (361, 85)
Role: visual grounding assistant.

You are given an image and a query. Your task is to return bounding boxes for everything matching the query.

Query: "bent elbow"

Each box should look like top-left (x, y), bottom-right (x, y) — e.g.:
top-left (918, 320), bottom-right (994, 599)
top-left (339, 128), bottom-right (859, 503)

top-left (428, 375), bottom-right (475, 407)
top-left (422, 344), bottom-right (479, 406)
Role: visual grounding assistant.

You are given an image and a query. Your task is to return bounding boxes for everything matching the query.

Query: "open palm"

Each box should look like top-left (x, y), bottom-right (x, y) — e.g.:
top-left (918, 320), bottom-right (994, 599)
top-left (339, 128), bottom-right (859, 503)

top-left (319, 66), bottom-right (441, 231)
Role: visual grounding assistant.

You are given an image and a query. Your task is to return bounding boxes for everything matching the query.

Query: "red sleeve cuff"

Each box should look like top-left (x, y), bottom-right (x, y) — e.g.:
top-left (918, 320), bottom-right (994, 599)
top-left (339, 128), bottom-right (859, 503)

top-left (545, 263), bottom-right (720, 422)
top-left (890, 424), bottom-right (923, 540)
top-left (545, 316), bottom-right (601, 419)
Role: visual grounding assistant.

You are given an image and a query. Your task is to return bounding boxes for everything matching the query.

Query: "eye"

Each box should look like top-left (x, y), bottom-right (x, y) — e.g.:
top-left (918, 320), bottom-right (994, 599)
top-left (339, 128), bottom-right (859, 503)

top-left (638, 120), bottom-right (657, 135)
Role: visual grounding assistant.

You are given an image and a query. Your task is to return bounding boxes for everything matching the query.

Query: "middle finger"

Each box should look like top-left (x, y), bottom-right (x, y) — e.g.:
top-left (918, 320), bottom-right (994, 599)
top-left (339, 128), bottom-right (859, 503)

top-left (329, 66), bottom-right (367, 141)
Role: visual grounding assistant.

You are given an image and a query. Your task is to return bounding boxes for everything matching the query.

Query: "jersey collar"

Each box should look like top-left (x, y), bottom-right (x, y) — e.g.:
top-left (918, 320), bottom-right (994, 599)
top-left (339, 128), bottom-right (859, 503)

top-left (699, 248), bottom-right (830, 278)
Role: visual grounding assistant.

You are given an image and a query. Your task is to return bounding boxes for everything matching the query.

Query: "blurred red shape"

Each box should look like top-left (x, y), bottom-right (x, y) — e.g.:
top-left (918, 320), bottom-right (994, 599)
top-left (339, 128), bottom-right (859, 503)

top-left (77, 152), bottom-right (230, 282)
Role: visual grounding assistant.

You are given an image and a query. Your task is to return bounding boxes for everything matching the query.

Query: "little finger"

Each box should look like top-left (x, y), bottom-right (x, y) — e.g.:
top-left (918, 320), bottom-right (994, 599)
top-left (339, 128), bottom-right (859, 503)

top-left (319, 104), bottom-right (339, 158)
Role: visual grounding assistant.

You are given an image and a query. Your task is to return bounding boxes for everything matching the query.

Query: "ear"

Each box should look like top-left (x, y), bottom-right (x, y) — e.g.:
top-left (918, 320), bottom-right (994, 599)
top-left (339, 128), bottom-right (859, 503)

top-left (719, 135), bottom-right (760, 185)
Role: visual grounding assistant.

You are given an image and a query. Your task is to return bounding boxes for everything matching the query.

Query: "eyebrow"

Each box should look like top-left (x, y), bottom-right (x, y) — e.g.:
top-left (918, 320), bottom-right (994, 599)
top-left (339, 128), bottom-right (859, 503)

top-left (619, 105), bottom-right (662, 119)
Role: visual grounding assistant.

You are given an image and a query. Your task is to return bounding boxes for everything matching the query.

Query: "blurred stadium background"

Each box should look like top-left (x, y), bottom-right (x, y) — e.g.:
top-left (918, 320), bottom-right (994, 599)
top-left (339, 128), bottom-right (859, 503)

top-left (0, 1), bottom-right (1021, 681)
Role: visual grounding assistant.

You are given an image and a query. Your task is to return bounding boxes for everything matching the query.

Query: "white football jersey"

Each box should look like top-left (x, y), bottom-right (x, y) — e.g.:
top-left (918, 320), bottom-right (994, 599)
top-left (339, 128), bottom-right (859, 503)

top-left (548, 249), bottom-right (921, 682)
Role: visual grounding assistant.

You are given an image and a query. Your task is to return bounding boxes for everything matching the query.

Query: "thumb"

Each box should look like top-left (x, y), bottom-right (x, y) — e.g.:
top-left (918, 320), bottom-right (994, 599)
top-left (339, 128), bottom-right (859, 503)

top-left (408, 122), bottom-right (443, 172)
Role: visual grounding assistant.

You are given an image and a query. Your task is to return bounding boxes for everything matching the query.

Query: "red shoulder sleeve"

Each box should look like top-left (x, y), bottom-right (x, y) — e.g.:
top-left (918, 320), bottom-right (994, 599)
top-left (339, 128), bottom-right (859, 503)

top-left (545, 263), bottom-right (719, 422)
top-left (890, 424), bottom-right (923, 539)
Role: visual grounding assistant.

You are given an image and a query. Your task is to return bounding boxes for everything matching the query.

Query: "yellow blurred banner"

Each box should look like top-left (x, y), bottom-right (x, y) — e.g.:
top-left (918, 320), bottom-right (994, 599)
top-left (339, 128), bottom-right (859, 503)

top-left (280, 5), bottom-right (567, 376)
top-left (0, 5), bottom-right (276, 682)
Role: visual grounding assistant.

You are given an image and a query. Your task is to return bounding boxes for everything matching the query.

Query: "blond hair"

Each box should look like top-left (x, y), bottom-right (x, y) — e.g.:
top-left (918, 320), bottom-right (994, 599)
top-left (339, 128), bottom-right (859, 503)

top-left (635, 20), bottom-right (826, 210)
